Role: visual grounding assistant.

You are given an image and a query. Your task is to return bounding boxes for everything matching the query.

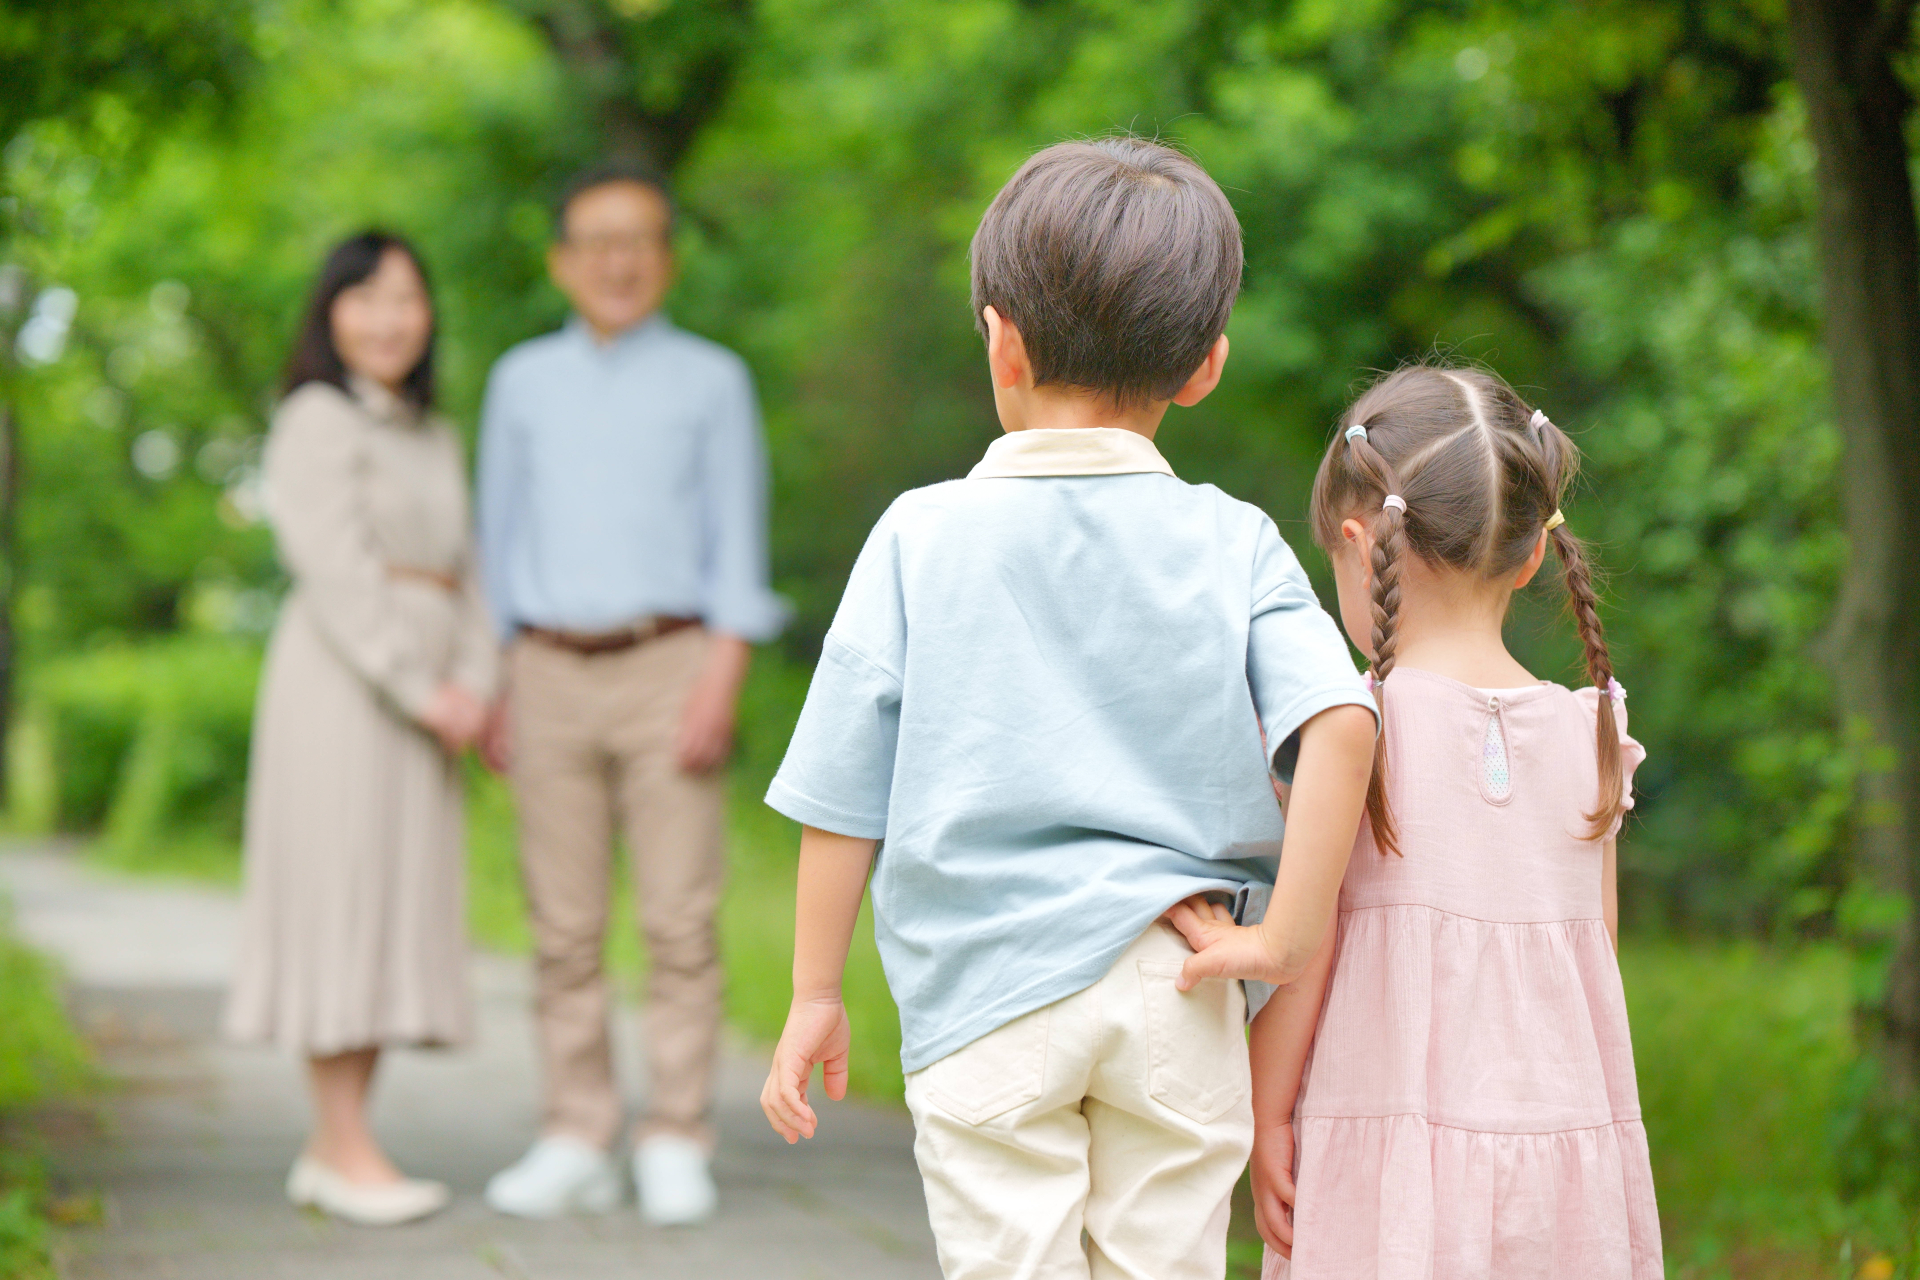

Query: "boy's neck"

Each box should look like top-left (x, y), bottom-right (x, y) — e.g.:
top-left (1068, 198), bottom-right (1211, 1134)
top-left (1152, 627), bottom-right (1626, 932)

top-left (994, 383), bottom-right (1170, 439)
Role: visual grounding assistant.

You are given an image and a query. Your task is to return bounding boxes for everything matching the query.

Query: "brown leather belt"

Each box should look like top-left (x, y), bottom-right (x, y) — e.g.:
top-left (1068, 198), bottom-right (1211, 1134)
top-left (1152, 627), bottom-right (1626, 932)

top-left (521, 616), bottom-right (700, 656)
top-left (388, 564), bottom-right (460, 592)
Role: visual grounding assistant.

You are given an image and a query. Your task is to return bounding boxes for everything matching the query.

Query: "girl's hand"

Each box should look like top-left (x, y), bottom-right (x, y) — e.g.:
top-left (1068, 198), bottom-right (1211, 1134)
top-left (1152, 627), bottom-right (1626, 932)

top-left (760, 996), bottom-right (851, 1143)
top-left (1164, 896), bottom-right (1286, 989)
top-left (1251, 1119), bottom-right (1298, 1256)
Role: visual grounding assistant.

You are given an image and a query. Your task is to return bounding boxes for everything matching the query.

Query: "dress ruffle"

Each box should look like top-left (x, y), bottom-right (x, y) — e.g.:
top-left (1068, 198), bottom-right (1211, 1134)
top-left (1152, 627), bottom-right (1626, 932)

top-left (1263, 905), bottom-right (1660, 1279)
top-left (1301, 906), bottom-right (1643, 1134)
top-left (1263, 1114), bottom-right (1661, 1279)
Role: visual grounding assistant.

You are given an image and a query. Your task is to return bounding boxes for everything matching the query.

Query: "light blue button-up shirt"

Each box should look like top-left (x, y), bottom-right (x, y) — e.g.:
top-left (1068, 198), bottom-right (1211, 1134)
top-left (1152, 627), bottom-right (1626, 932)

top-left (766, 428), bottom-right (1377, 1072)
top-left (477, 315), bottom-right (787, 641)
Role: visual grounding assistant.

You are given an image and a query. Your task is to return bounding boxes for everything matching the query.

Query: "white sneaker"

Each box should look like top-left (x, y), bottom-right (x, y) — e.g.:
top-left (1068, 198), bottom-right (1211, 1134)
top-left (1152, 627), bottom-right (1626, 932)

top-left (634, 1133), bottom-right (717, 1226)
top-left (286, 1156), bottom-right (449, 1226)
top-left (484, 1135), bottom-right (623, 1218)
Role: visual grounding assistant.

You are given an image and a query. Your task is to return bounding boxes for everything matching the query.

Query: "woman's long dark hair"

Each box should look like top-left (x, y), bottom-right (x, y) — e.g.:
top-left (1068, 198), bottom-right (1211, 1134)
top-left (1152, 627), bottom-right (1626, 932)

top-left (282, 231), bottom-right (436, 409)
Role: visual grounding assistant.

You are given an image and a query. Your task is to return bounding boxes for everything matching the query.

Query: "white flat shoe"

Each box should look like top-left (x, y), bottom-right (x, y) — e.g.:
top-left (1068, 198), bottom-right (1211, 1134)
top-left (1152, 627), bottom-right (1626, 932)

top-left (484, 1135), bottom-right (623, 1218)
top-left (286, 1156), bottom-right (449, 1226)
top-left (634, 1134), bottom-right (716, 1226)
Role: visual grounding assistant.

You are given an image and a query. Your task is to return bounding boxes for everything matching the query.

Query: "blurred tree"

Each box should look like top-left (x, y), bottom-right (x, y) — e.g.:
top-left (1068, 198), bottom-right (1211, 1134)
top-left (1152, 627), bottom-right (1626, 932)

top-left (1784, 0), bottom-right (1920, 1184)
top-left (0, 0), bottom-right (1881, 961)
top-left (509, 0), bottom-right (754, 171)
top-left (0, 0), bottom-right (254, 807)
top-left (0, 0), bottom-right (252, 143)
top-left (679, 0), bottom-right (1849, 938)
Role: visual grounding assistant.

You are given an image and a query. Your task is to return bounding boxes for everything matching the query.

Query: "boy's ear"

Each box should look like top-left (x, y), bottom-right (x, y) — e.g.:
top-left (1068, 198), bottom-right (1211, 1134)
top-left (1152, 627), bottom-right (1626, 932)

top-left (982, 306), bottom-right (1030, 391)
top-left (1170, 333), bottom-right (1230, 407)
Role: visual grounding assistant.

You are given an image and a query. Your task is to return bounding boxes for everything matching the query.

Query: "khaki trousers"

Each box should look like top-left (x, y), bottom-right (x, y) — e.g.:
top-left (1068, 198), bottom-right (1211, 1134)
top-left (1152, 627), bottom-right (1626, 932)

top-left (905, 922), bottom-right (1254, 1280)
top-left (509, 627), bottom-right (724, 1150)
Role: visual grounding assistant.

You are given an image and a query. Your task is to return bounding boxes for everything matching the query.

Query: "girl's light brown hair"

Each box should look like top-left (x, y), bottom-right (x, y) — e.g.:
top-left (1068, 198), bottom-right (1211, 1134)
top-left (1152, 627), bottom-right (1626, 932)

top-left (1308, 364), bottom-right (1625, 853)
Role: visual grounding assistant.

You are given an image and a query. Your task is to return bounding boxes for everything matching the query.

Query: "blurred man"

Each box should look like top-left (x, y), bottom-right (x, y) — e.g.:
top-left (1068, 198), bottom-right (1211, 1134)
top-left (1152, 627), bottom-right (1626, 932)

top-left (476, 163), bottom-right (785, 1226)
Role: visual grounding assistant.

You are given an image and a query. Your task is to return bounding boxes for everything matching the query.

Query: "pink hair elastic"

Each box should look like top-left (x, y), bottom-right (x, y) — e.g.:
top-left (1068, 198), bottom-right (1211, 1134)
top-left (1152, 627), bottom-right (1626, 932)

top-left (1382, 495), bottom-right (1407, 514)
top-left (1529, 409), bottom-right (1550, 432)
top-left (1605, 677), bottom-right (1625, 702)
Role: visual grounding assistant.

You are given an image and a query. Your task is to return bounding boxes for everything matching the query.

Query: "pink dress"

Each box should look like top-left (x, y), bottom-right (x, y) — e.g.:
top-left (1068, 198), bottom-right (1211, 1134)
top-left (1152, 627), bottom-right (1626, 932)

top-left (1266, 667), bottom-right (1661, 1279)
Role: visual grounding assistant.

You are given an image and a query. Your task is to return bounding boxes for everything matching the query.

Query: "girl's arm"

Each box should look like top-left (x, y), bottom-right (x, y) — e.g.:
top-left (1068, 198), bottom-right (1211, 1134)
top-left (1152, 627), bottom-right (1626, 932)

top-left (1247, 913), bottom-right (1337, 1257)
top-left (1171, 703), bottom-right (1375, 989)
top-left (761, 826), bottom-right (879, 1142)
top-left (1603, 837), bottom-right (1619, 952)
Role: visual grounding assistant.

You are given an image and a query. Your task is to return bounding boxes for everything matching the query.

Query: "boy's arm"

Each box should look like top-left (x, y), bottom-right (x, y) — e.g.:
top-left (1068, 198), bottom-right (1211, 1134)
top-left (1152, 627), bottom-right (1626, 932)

top-left (1247, 913), bottom-right (1336, 1257)
top-left (1171, 702), bottom-right (1373, 989)
top-left (761, 826), bottom-right (879, 1143)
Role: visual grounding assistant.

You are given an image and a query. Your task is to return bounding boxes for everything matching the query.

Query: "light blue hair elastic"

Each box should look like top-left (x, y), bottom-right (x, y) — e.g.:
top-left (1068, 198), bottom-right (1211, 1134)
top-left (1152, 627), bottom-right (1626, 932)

top-left (1345, 424), bottom-right (1368, 443)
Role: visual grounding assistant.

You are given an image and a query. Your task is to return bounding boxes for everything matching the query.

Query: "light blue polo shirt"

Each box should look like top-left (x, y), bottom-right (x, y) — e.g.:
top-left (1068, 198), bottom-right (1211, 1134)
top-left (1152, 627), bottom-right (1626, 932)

top-left (765, 427), bottom-right (1376, 1073)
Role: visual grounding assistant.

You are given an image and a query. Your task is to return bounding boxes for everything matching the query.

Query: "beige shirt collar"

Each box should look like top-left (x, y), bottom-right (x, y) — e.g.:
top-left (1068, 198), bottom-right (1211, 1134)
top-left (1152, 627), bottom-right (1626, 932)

top-left (967, 427), bottom-right (1175, 479)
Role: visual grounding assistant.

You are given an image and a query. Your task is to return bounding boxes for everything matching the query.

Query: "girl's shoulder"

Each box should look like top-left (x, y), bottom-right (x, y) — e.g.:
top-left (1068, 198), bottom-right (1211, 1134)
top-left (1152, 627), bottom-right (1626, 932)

top-left (1382, 666), bottom-right (1645, 776)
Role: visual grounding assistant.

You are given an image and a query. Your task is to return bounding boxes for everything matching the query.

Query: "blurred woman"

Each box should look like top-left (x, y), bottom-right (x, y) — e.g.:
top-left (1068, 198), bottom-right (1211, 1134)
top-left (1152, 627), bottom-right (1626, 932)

top-left (225, 232), bottom-right (496, 1225)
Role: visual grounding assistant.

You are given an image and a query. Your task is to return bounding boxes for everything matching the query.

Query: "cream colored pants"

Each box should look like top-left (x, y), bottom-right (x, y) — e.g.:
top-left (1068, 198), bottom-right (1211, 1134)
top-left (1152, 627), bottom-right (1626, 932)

top-left (508, 627), bottom-right (725, 1150)
top-left (905, 922), bottom-right (1253, 1280)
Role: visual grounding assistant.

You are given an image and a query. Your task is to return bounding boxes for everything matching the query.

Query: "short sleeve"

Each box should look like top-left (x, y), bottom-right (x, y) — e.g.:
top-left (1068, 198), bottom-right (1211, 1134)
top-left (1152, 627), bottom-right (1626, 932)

top-left (764, 508), bottom-right (909, 839)
top-left (1245, 517), bottom-right (1378, 779)
top-left (1574, 685), bottom-right (1647, 834)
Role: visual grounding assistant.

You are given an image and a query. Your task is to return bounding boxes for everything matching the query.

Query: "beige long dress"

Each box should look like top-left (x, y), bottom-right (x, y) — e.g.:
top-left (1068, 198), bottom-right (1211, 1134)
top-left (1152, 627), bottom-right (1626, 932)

top-left (225, 376), bottom-right (498, 1054)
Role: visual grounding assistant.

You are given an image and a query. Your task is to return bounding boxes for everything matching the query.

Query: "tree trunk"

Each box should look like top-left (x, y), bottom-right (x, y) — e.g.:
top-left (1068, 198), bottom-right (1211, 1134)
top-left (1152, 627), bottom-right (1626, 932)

top-left (1786, 0), bottom-right (1920, 1166)
top-left (524, 0), bottom-right (752, 174)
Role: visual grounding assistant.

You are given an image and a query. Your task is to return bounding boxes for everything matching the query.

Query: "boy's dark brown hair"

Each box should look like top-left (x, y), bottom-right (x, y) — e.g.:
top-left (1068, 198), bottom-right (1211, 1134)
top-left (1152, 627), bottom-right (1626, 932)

top-left (1309, 364), bottom-right (1626, 854)
top-left (970, 136), bottom-right (1242, 408)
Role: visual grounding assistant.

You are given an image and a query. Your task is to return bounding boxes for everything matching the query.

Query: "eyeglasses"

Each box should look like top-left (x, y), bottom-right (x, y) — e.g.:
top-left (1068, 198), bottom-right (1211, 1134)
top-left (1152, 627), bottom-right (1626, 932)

top-left (562, 231), bottom-right (669, 258)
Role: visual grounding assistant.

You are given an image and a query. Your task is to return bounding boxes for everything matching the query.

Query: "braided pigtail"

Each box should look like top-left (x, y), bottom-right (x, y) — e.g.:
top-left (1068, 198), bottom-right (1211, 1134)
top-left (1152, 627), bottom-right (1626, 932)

top-left (1344, 427), bottom-right (1405, 856)
top-left (1529, 407), bottom-right (1625, 840)
top-left (1552, 525), bottom-right (1625, 839)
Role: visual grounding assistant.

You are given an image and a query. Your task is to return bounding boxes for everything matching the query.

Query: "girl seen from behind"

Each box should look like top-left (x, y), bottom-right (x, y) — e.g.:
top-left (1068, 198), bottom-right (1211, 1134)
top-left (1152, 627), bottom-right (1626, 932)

top-left (1173, 364), bottom-right (1661, 1278)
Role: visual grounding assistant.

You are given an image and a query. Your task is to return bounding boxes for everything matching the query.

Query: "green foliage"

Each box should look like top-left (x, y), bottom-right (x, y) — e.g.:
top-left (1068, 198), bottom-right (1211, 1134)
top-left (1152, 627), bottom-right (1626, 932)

top-left (16, 636), bottom-right (259, 873)
top-left (0, 910), bottom-right (90, 1280)
top-left (1540, 104), bottom-right (1848, 933)
top-left (0, 0), bottom-right (1854, 931)
top-left (0, 0), bottom-right (253, 144)
top-left (0, 915), bottom-right (87, 1113)
top-left (1621, 942), bottom-right (1920, 1276)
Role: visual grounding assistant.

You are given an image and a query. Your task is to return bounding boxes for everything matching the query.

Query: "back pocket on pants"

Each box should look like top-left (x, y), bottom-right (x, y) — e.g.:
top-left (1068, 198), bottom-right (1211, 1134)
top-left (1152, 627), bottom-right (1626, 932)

top-left (923, 1004), bottom-right (1051, 1127)
top-left (1136, 961), bottom-right (1249, 1124)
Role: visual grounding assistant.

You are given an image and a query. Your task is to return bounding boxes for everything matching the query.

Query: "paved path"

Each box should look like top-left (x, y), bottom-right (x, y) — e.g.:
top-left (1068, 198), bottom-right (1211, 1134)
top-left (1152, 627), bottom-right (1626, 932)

top-left (0, 844), bottom-right (941, 1280)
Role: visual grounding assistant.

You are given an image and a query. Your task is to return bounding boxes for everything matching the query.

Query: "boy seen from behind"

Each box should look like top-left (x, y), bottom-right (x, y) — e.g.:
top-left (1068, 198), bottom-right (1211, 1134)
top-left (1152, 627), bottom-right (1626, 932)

top-left (759, 137), bottom-right (1379, 1280)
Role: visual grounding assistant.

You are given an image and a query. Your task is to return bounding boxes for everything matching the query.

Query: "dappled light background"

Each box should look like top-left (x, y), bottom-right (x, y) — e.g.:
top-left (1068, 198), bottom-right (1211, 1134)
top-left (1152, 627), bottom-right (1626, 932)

top-left (0, 1), bottom-right (1889, 1274)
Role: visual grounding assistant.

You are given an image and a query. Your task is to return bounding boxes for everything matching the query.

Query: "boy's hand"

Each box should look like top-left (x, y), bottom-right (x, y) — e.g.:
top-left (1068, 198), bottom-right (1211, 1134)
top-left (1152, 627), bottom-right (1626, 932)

top-left (1251, 1118), bottom-right (1299, 1256)
top-left (1165, 895), bottom-right (1286, 989)
top-left (760, 996), bottom-right (852, 1143)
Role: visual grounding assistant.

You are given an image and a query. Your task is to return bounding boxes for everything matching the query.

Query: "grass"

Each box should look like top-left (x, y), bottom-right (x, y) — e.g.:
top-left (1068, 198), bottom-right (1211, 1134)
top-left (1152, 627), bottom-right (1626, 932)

top-left (0, 904), bottom-right (92, 1280)
top-left (1621, 943), bottom-right (1920, 1278)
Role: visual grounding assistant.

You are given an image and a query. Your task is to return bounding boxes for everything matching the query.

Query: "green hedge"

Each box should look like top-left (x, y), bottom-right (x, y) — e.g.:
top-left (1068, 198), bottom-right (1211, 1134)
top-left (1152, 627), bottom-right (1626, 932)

top-left (14, 637), bottom-right (261, 870)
